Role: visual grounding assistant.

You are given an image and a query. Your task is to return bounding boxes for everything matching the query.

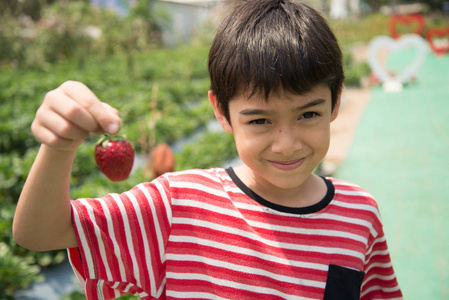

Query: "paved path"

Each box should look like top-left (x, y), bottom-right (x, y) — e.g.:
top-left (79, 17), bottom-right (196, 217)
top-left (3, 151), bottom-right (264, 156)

top-left (335, 51), bottom-right (449, 299)
top-left (15, 258), bottom-right (78, 300)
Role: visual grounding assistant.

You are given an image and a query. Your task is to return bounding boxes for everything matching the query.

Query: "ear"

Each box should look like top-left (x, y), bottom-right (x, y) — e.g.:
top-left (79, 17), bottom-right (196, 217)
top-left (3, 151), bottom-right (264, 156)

top-left (208, 90), bottom-right (233, 133)
top-left (330, 85), bottom-right (343, 122)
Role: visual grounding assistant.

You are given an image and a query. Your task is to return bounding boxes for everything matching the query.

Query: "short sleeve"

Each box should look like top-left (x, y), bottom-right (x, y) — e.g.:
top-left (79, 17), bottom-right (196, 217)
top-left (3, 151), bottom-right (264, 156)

top-left (68, 176), bottom-right (172, 300)
top-left (361, 225), bottom-right (403, 299)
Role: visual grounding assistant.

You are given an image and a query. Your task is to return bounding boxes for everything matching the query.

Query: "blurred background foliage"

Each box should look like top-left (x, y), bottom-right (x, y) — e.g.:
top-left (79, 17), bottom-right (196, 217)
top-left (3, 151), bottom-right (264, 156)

top-left (0, 0), bottom-right (448, 299)
top-left (0, 1), bottom-right (228, 298)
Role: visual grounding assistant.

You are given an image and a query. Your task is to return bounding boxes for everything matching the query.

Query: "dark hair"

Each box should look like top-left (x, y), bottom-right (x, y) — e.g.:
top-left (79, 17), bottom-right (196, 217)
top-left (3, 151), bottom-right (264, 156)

top-left (208, 0), bottom-right (344, 122)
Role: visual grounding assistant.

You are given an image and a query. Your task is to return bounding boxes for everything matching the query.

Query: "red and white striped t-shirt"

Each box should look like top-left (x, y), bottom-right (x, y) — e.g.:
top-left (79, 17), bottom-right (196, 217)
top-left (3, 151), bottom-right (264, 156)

top-left (68, 168), bottom-right (402, 299)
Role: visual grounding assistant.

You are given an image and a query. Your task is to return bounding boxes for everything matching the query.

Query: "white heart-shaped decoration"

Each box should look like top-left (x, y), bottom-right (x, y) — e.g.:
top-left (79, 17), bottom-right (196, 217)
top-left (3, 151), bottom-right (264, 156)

top-left (368, 33), bottom-right (428, 84)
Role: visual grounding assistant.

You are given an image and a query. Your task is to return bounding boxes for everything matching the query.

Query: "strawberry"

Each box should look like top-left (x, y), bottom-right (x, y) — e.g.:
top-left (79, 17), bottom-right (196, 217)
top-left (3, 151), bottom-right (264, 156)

top-left (94, 133), bottom-right (135, 182)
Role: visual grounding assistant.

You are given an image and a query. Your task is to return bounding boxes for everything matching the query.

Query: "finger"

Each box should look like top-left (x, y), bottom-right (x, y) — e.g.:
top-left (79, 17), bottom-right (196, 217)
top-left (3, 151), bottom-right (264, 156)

top-left (37, 108), bottom-right (90, 141)
top-left (31, 119), bottom-right (83, 150)
top-left (59, 81), bottom-right (121, 134)
top-left (98, 102), bottom-right (121, 133)
top-left (44, 89), bottom-right (100, 133)
top-left (102, 102), bottom-right (120, 118)
top-left (91, 105), bottom-right (119, 134)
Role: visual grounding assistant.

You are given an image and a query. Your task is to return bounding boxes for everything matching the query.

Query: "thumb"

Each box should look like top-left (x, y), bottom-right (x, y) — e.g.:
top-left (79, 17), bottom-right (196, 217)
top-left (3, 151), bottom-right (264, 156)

top-left (101, 102), bottom-right (121, 134)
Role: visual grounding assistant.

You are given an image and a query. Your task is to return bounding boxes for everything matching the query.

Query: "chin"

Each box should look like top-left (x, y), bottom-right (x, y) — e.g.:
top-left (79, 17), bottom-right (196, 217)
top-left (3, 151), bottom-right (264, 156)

top-left (262, 170), bottom-right (313, 190)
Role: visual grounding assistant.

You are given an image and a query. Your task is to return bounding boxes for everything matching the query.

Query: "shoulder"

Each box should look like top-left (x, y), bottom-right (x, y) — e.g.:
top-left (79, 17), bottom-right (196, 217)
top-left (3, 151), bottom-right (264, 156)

top-left (328, 178), bottom-right (376, 202)
top-left (162, 168), bottom-right (229, 181)
top-left (123, 168), bottom-right (232, 206)
top-left (157, 168), bottom-right (232, 189)
top-left (157, 168), bottom-right (236, 208)
top-left (327, 177), bottom-right (380, 212)
top-left (327, 177), bottom-right (384, 234)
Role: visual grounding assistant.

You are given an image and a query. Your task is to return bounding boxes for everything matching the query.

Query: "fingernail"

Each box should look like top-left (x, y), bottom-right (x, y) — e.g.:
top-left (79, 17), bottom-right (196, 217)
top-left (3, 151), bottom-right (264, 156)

top-left (107, 123), bottom-right (119, 134)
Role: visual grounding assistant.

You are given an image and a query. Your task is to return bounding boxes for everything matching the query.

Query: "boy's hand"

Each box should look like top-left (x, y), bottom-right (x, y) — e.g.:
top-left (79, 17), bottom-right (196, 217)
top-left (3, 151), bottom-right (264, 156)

top-left (32, 81), bottom-right (121, 151)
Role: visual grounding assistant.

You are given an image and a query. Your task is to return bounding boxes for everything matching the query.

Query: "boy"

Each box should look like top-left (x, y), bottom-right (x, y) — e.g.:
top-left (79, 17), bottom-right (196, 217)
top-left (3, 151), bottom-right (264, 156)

top-left (13, 0), bottom-right (403, 299)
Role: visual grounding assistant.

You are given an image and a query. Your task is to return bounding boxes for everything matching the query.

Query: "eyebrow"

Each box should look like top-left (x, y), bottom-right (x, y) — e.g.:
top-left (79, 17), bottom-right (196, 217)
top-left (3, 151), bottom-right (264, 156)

top-left (239, 98), bottom-right (327, 115)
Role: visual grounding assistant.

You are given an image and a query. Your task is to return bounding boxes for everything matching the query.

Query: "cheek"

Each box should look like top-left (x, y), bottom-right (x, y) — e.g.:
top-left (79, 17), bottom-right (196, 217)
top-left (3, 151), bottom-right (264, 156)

top-left (234, 133), bottom-right (258, 151)
top-left (311, 125), bottom-right (331, 152)
top-left (297, 123), bottom-right (331, 148)
top-left (233, 131), bottom-right (268, 156)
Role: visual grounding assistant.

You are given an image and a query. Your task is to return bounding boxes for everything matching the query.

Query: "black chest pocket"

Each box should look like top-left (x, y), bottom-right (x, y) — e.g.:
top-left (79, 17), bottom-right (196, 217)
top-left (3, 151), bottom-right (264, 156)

top-left (323, 264), bottom-right (365, 300)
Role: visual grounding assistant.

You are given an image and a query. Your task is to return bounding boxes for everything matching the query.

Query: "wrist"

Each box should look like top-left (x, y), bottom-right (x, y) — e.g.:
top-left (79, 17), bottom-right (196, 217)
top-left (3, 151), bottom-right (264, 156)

top-left (40, 144), bottom-right (77, 161)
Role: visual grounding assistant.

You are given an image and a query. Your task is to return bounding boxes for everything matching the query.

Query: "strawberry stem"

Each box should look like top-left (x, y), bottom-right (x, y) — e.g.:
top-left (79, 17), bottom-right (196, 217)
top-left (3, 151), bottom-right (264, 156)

top-left (96, 132), bottom-right (126, 147)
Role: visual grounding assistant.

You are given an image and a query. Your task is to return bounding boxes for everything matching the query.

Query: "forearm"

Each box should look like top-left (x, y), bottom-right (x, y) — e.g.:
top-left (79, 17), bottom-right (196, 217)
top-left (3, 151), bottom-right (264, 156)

top-left (13, 144), bottom-right (78, 251)
top-left (14, 80), bottom-right (121, 251)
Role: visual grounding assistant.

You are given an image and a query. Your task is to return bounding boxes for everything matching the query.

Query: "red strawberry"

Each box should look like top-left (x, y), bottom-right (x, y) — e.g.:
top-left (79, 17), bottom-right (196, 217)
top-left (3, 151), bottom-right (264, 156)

top-left (94, 133), bottom-right (135, 182)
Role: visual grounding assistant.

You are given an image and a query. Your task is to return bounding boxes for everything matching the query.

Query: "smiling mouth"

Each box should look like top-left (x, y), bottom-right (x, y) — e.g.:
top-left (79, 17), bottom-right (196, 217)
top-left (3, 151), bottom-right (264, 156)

top-left (268, 158), bottom-right (305, 170)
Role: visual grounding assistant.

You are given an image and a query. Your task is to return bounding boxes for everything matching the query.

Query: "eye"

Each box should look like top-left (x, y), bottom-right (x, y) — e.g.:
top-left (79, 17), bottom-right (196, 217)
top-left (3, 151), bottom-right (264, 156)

top-left (249, 119), bottom-right (270, 125)
top-left (300, 112), bottom-right (319, 119)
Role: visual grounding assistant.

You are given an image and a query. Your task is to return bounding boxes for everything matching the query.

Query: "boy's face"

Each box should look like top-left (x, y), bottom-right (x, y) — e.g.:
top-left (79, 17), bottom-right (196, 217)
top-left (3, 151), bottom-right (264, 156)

top-left (210, 84), bottom-right (340, 199)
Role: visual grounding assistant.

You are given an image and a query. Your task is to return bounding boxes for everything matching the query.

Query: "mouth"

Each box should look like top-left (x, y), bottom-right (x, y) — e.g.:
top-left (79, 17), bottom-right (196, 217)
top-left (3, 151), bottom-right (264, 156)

top-left (268, 158), bottom-right (305, 170)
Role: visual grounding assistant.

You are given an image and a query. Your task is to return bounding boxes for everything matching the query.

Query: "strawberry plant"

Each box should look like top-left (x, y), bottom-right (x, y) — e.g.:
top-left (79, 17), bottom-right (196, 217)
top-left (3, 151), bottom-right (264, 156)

top-left (0, 242), bottom-right (43, 300)
top-left (0, 9), bottom-right (220, 296)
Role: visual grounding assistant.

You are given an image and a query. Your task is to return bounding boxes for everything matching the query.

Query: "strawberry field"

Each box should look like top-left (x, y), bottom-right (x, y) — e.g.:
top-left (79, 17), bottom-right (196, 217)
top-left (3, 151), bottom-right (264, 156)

top-left (1, 45), bottom-right (241, 298)
top-left (0, 2), bottom-right (240, 297)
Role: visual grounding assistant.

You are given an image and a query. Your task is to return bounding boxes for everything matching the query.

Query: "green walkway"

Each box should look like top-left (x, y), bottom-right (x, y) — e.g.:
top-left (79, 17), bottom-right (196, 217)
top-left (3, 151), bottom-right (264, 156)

top-left (335, 52), bottom-right (449, 299)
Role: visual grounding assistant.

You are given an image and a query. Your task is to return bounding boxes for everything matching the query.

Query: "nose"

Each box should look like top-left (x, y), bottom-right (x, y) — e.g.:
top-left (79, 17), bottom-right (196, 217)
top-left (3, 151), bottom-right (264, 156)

top-left (270, 126), bottom-right (303, 156)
